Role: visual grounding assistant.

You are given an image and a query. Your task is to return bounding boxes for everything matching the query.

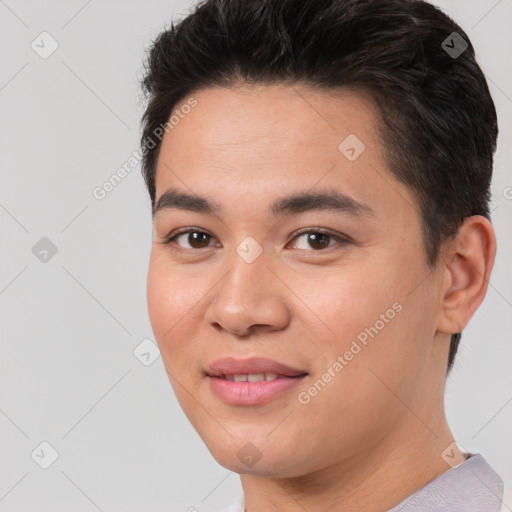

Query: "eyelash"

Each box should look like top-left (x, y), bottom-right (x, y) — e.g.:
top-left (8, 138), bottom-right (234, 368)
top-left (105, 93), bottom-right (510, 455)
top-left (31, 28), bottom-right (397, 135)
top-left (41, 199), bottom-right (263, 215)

top-left (159, 227), bottom-right (351, 252)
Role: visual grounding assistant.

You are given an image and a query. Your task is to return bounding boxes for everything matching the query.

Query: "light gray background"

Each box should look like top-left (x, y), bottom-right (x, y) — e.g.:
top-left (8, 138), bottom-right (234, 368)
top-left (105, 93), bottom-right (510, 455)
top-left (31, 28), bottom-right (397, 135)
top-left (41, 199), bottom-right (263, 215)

top-left (0, 1), bottom-right (511, 511)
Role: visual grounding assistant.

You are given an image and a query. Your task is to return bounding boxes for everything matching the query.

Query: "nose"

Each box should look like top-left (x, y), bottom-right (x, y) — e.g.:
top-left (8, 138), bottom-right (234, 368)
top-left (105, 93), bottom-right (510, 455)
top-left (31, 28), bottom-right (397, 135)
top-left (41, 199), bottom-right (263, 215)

top-left (204, 245), bottom-right (291, 337)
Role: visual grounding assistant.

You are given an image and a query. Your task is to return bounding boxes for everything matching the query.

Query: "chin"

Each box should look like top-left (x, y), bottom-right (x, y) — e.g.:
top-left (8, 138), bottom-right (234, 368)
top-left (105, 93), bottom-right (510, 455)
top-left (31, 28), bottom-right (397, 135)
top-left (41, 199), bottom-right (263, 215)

top-left (203, 436), bottom-right (308, 477)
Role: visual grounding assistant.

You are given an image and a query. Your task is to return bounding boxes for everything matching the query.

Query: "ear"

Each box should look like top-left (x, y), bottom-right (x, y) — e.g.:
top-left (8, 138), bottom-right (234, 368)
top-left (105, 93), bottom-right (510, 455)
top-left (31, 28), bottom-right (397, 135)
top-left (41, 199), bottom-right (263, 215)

top-left (437, 215), bottom-right (497, 335)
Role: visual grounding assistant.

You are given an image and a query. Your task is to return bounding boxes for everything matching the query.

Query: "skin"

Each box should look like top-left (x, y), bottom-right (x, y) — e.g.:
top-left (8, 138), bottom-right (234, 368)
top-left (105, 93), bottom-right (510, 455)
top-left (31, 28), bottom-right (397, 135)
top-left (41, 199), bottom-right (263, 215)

top-left (146, 83), bottom-right (496, 511)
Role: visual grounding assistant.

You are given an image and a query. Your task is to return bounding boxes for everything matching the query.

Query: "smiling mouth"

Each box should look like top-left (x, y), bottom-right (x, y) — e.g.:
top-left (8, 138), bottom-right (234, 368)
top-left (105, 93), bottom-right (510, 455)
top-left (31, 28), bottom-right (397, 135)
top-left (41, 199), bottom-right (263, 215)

top-left (205, 357), bottom-right (309, 405)
top-left (205, 355), bottom-right (308, 378)
top-left (215, 372), bottom-right (306, 382)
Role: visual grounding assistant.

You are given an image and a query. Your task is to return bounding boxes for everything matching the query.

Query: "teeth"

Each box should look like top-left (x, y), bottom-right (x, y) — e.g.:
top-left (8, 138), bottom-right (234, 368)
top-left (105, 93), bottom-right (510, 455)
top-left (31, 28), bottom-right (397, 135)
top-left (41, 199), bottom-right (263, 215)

top-left (248, 373), bottom-right (264, 382)
top-left (223, 373), bottom-right (280, 382)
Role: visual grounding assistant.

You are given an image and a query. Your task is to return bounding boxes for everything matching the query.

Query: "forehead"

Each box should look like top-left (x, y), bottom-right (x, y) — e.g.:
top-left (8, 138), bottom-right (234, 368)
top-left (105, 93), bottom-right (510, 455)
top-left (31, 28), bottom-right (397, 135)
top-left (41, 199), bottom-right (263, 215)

top-left (158, 84), bottom-right (380, 166)
top-left (154, 84), bottom-right (416, 222)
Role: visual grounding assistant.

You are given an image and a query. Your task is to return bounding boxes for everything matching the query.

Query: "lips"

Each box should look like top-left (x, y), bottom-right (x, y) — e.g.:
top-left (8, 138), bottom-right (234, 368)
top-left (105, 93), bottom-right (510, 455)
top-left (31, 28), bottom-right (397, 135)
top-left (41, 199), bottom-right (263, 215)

top-left (205, 356), bottom-right (308, 378)
top-left (205, 357), bottom-right (309, 406)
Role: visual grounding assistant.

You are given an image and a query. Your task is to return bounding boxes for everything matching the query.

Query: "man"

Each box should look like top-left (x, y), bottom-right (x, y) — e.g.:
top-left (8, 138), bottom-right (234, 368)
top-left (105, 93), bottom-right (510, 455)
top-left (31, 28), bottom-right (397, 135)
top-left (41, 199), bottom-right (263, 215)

top-left (140, 0), bottom-right (504, 510)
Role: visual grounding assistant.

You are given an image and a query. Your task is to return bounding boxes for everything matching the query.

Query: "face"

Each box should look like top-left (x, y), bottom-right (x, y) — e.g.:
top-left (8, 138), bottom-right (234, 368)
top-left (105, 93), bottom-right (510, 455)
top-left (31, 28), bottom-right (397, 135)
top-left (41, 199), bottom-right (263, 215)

top-left (147, 84), bottom-right (445, 477)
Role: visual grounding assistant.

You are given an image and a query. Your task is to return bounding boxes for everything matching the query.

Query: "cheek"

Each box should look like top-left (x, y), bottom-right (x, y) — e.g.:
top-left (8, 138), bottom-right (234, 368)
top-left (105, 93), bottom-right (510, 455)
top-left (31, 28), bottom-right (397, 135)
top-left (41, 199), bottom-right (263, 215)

top-left (296, 260), bottom-right (402, 350)
top-left (146, 252), bottom-right (206, 414)
top-left (296, 251), bottom-right (434, 388)
top-left (146, 251), bottom-right (202, 353)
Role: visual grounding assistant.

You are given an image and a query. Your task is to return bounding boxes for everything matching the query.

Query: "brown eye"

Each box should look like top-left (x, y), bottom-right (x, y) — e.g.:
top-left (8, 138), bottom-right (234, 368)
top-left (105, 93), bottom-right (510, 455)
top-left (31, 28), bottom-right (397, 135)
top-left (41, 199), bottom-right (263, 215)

top-left (291, 229), bottom-right (346, 251)
top-left (161, 229), bottom-right (217, 249)
top-left (306, 232), bottom-right (331, 250)
top-left (185, 231), bottom-right (212, 249)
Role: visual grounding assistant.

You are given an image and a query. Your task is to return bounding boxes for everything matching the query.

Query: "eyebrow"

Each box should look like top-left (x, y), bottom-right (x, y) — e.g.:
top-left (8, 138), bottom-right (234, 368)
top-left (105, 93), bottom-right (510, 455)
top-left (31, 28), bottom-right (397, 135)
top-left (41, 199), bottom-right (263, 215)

top-left (154, 187), bottom-right (374, 219)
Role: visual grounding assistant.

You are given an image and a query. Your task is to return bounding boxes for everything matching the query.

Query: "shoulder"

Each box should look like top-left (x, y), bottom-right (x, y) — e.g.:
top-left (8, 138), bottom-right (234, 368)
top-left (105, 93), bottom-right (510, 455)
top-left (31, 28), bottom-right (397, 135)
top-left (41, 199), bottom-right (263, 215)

top-left (389, 453), bottom-right (504, 512)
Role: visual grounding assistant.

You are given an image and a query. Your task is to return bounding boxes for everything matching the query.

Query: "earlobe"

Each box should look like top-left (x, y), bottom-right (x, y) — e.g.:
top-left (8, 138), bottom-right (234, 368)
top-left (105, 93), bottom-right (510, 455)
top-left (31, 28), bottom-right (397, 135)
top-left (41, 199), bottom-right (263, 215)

top-left (437, 215), bottom-right (496, 334)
